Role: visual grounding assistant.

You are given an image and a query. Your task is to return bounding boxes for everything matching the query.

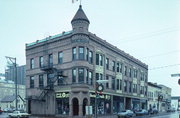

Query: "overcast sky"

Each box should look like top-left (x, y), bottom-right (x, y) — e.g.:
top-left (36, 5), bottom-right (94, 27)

top-left (0, 0), bottom-right (180, 96)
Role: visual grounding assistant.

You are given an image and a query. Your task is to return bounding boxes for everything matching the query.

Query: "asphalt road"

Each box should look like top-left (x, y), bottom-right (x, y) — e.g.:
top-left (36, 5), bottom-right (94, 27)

top-left (0, 112), bottom-right (180, 118)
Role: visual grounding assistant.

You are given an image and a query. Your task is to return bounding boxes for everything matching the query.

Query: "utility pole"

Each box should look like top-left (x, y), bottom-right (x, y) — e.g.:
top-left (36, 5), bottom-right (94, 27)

top-left (6, 56), bottom-right (17, 110)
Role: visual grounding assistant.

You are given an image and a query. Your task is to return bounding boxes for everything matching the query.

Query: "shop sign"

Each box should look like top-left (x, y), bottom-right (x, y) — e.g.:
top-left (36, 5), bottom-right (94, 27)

top-left (56, 92), bottom-right (69, 98)
top-left (90, 93), bottom-right (110, 100)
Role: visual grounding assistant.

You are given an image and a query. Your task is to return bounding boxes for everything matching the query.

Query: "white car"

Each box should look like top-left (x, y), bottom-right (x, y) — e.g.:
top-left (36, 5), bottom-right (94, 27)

top-left (9, 110), bottom-right (30, 118)
top-left (118, 110), bottom-right (135, 117)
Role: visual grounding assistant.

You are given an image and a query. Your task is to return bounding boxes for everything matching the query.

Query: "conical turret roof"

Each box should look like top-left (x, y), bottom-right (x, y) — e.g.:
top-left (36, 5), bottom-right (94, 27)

top-left (71, 5), bottom-right (90, 23)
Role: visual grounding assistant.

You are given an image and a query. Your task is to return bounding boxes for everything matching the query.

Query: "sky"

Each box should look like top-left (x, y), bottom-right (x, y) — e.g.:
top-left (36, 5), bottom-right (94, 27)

top-left (0, 0), bottom-right (180, 96)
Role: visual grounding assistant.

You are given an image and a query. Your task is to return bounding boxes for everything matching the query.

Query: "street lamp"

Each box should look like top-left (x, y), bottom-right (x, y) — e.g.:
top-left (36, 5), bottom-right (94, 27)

top-left (95, 80), bottom-right (108, 118)
top-left (5, 56), bottom-right (18, 110)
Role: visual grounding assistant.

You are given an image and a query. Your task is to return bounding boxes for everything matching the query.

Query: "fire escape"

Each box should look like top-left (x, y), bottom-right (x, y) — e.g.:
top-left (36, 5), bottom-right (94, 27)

top-left (29, 37), bottom-right (67, 102)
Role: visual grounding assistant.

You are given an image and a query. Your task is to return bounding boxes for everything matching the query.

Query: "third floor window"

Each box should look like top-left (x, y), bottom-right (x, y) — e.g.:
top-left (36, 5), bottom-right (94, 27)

top-left (79, 47), bottom-right (84, 60)
top-left (39, 56), bottom-right (43, 68)
top-left (72, 47), bottom-right (76, 60)
top-left (96, 53), bottom-right (103, 66)
top-left (106, 58), bottom-right (109, 70)
top-left (49, 54), bottom-right (53, 66)
top-left (58, 52), bottom-right (63, 64)
top-left (30, 58), bottom-right (34, 69)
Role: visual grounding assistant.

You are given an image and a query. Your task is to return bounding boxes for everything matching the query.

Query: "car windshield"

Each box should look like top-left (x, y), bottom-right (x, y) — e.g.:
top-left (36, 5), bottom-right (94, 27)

top-left (13, 111), bottom-right (19, 114)
top-left (20, 111), bottom-right (25, 113)
top-left (121, 110), bottom-right (126, 112)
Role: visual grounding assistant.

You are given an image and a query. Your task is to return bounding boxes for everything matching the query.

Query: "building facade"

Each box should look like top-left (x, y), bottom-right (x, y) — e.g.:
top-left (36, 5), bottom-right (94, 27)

top-left (0, 80), bottom-right (26, 110)
top-left (171, 96), bottom-right (180, 110)
top-left (26, 5), bottom-right (148, 117)
top-left (5, 65), bottom-right (26, 85)
top-left (159, 85), bottom-right (171, 112)
top-left (147, 82), bottom-right (161, 110)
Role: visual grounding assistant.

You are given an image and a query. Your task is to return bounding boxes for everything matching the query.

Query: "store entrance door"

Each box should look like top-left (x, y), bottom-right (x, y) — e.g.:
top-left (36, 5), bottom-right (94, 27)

top-left (72, 98), bottom-right (79, 116)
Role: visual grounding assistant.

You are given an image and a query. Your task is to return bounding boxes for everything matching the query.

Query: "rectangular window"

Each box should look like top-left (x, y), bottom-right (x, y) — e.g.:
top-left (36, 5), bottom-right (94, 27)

top-left (112, 77), bottom-right (115, 90)
top-left (30, 76), bottom-right (34, 88)
top-left (106, 75), bottom-right (109, 88)
top-left (129, 68), bottom-right (132, 78)
top-left (129, 82), bottom-right (132, 93)
top-left (49, 54), bottom-right (53, 67)
top-left (86, 48), bottom-right (89, 61)
top-left (100, 55), bottom-right (103, 66)
top-left (106, 58), bottom-right (109, 70)
top-left (86, 69), bottom-right (89, 84)
top-left (134, 69), bottom-right (138, 78)
top-left (72, 47), bottom-right (76, 60)
top-left (89, 71), bottom-right (93, 85)
top-left (58, 52), bottom-right (63, 64)
top-left (117, 63), bottom-right (119, 72)
top-left (96, 54), bottom-right (99, 65)
top-left (47, 73), bottom-right (53, 86)
top-left (30, 58), bottom-right (34, 69)
top-left (39, 75), bottom-right (44, 88)
top-left (72, 69), bottom-right (76, 83)
top-left (124, 66), bottom-right (127, 76)
top-left (120, 80), bottom-right (122, 90)
top-left (89, 51), bottom-right (93, 64)
top-left (120, 63), bottom-right (123, 73)
top-left (112, 61), bottom-right (115, 72)
top-left (39, 56), bottom-right (43, 68)
top-left (117, 79), bottom-right (120, 90)
top-left (79, 47), bottom-right (84, 60)
top-left (96, 73), bottom-right (99, 80)
top-left (78, 68), bottom-right (84, 83)
top-left (58, 72), bottom-right (64, 85)
top-left (124, 81), bottom-right (127, 92)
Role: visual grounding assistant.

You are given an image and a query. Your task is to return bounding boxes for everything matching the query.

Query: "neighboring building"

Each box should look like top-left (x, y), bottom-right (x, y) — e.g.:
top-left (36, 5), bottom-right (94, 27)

top-left (159, 85), bottom-right (171, 112)
top-left (171, 96), bottom-right (180, 109)
top-left (147, 82), bottom-right (161, 110)
top-left (5, 65), bottom-right (26, 85)
top-left (26, 5), bottom-right (148, 117)
top-left (0, 80), bottom-right (26, 110)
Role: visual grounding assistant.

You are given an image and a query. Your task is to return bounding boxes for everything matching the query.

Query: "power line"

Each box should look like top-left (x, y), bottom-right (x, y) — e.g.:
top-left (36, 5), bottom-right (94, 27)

top-left (119, 27), bottom-right (180, 43)
top-left (139, 50), bottom-right (180, 59)
top-left (149, 63), bottom-right (180, 70)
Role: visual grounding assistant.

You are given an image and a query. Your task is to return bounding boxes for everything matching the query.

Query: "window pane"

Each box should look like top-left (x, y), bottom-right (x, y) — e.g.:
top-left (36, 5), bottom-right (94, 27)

top-left (58, 52), bottom-right (63, 64)
top-left (30, 76), bottom-right (34, 88)
top-left (78, 68), bottom-right (84, 83)
top-left (49, 54), bottom-right (53, 66)
top-left (39, 75), bottom-right (44, 88)
top-left (72, 47), bottom-right (76, 60)
top-left (89, 51), bottom-right (93, 64)
top-left (96, 54), bottom-right (99, 65)
top-left (72, 69), bottom-right (76, 83)
top-left (30, 58), bottom-right (34, 69)
top-left (79, 47), bottom-right (84, 60)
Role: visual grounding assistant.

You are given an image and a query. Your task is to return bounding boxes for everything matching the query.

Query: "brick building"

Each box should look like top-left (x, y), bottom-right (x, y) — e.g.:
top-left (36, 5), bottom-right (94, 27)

top-left (26, 5), bottom-right (148, 117)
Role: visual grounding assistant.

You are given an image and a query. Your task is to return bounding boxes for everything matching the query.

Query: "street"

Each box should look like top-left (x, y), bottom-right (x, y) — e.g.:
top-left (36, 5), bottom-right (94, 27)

top-left (0, 112), bottom-right (180, 118)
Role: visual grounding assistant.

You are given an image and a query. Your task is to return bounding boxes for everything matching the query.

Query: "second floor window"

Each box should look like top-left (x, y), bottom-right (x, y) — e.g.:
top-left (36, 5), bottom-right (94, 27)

top-left (49, 54), bottom-right (53, 66)
top-left (39, 75), bottom-right (44, 88)
top-left (30, 58), bottom-right (34, 69)
top-left (58, 52), bottom-right (63, 64)
top-left (129, 82), bottom-right (132, 93)
top-left (72, 69), bottom-right (76, 83)
top-left (117, 79), bottom-right (120, 90)
top-left (79, 47), bottom-right (84, 60)
top-left (86, 48), bottom-right (89, 61)
top-left (106, 75), bottom-right (109, 88)
top-left (78, 68), bottom-right (84, 83)
top-left (39, 56), bottom-right (43, 68)
top-left (124, 81), bottom-right (127, 92)
top-left (86, 69), bottom-right (89, 84)
top-left (112, 77), bottom-right (115, 90)
top-left (30, 76), bottom-right (34, 88)
top-left (89, 71), bottom-right (93, 85)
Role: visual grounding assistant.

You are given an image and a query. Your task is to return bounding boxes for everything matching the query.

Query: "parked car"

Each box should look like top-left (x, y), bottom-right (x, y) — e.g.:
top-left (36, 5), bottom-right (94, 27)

top-left (167, 108), bottom-right (176, 112)
top-left (135, 109), bottom-right (149, 116)
top-left (118, 110), bottom-right (135, 118)
top-left (0, 109), bottom-right (3, 114)
top-left (149, 108), bottom-right (158, 114)
top-left (8, 110), bottom-right (30, 118)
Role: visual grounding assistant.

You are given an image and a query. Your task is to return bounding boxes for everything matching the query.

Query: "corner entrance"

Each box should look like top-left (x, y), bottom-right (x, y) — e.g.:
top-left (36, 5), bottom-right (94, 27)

top-left (72, 98), bottom-right (79, 116)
